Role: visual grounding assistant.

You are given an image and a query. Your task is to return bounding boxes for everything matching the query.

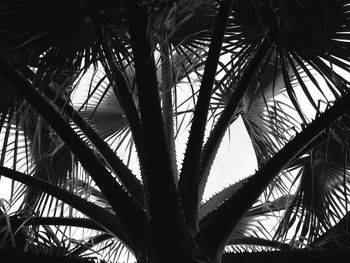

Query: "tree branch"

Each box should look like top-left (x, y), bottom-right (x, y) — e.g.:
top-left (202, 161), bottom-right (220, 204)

top-left (178, 0), bottom-right (233, 234)
top-left (0, 57), bottom-right (148, 253)
top-left (195, 90), bottom-right (350, 260)
top-left (122, 1), bottom-right (193, 260)
top-left (43, 86), bottom-right (144, 206)
top-left (198, 35), bottom-right (273, 203)
top-left (25, 217), bottom-right (104, 232)
top-left (0, 166), bottom-right (131, 249)
top-left (98, 24), bottom-right (148, 177)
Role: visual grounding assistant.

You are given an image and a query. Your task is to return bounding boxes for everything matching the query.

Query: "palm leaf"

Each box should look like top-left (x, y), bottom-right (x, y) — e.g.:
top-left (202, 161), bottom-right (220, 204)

top-left (275, 111), bottom-right (350, 243)
top-left (0, 0), bottom-right (118, 70)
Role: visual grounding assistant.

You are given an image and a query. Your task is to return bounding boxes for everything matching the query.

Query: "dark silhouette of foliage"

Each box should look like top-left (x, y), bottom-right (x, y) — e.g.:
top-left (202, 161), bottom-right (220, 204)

top-left (0, 0), bottom-right (349, 262)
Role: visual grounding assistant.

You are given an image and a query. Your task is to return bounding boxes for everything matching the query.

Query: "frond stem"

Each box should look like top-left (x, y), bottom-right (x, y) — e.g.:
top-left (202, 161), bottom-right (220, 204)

top-left (0, 58), bottom-right (148, 253)
top-left (0, 166), bottom-right (131, 249)
top-left (196, 88), bottom-right (350, 260)
top-left (43, 86), bottom-right (145, 206)
top-left (178, 0), bottom-right (234, 234)
top-left (199, 35), bottom-right (274, 203)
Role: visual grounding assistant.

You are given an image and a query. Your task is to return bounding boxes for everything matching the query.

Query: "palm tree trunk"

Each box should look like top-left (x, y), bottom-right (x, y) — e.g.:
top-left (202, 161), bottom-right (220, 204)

top-left (123, 2), bottom-right (195, 262)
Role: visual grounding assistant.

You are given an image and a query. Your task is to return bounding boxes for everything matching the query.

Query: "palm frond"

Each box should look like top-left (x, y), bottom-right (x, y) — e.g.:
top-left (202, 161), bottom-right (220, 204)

top-left (275, 110), bottom-right (350, 243)
top-left (0, 0), bottom-right (119, 70)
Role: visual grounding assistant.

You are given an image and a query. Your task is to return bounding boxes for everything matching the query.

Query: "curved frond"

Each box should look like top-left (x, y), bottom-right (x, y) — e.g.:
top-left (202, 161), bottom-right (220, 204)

top-left (275, 111), bottom-right (350, 243)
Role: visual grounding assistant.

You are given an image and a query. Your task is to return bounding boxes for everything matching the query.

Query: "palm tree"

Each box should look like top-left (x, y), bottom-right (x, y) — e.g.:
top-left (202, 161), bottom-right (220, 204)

top-left (0, 0), bottom-right (350, 262)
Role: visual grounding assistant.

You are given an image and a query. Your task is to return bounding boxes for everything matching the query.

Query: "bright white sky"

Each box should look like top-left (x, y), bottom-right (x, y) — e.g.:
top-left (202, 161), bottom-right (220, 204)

top-left (203, 117), bottom-right (257, 200)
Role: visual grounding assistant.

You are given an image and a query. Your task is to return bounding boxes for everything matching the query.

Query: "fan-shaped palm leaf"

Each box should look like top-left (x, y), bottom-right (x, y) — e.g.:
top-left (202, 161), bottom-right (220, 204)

top-left (275, 110), bottom-right (350, 242)
top-left (0, 0), bottom-right (120, 70)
